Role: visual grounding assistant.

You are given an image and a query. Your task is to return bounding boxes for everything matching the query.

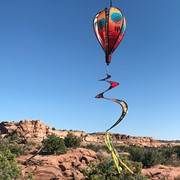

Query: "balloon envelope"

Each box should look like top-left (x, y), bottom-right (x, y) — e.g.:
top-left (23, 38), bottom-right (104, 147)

top-left (93, 7), bottom-right (126, 65)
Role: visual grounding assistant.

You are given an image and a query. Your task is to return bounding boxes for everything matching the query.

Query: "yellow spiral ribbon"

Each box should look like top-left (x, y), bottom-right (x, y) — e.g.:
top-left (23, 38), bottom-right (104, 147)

top-left (96, 74), bottom-right (134, 174)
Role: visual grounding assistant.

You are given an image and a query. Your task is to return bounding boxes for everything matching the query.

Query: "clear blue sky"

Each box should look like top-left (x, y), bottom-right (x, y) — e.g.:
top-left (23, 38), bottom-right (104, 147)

top-left (0, 0), bottom-right (180, 140)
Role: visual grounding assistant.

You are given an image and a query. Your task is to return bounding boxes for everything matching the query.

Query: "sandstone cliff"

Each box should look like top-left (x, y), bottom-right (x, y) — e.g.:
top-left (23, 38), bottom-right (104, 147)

top-left (0, 120), bottom-right (180, 179)
top-left (0, 119), bottom-right (179, 147)
top-left (18, 148), bottom-right (98, 180)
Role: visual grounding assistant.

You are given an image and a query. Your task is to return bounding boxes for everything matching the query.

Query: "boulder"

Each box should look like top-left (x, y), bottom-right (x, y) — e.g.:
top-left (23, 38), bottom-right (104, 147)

top-left (19, 148), bottom-right (98, 180)
top-left (142, 165), bottom-right (180, 180)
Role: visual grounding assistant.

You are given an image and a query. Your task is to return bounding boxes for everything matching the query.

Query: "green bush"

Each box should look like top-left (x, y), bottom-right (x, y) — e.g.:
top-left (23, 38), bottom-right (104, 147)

top-left (119, 145), bottom-right (180, 167)
top-left (82, 156), bottom-right (147, 180)
top-left (0, 141), bottom-right (21, 180)
top-left (42, 134), bottom-right (67, 155)
top-left (8, 134), bottom-right (19, 142)
top-left (128, 146), bottom-right (161, 168)
top-left (163, 147), bottom-right (174, 159)
top-left (142, 148), bottom-right (159, 168)
top-left (64, 132), bottom-right (82, 148)
top-left (8, 143), bottom-right (24, 157)
top-left (85, 144), bottom-right (108, 152)
top-left (174, 146), bottom-right (180, 159)
top-left (0, 135), bottom-right (34, 157)
top-left (94, 144), bottom-right (180, 168)
top-left (27, 172), bottom-right (34, 180)
top-left (129, 146), bottom-right (144, 163)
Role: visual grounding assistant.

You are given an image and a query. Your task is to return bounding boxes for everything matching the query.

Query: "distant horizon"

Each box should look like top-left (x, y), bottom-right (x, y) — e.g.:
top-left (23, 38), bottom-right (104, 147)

top-left (1, 119), bottom-right (179, 141)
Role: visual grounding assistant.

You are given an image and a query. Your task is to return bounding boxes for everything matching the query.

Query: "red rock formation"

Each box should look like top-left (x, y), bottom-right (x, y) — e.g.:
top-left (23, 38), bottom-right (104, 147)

top-left (142, 165), bottom-right (180, 180)
top-left (0, 120), bottom-right (179, 147)
top-left (18, 148), bottom-right (98, 180)
top-left (1, 120), bottom-right (180, 179)
top-left (0, 120), bottom-right (85, 143)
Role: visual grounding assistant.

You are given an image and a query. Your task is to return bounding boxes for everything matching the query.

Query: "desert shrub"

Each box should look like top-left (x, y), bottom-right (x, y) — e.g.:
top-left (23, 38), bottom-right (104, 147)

top-left (85, 144), bottom-right (108, 152)
top-left (7, 134), bottom-right (19, 142)
top-left (21, 140), bottom-right (37, 154)
top-left (82, 156), bottom-right (147, 180)
top-left (129, 146), bottom-right (144, 163)
top-left (121, 145), bottom-right (180, 167)
top-left (116, 145), bottom-right (130, 152)
top-left (155, 146), bottom-right (180, 166)
top-left (84, 144), bottom-right (98, 151)
top-left (27, 172), bottom-right (34, 180)
top-left (163, 147), bottom-right (174, 158)
top-left (52, 127), bottom-right (56, 130)
top-left (26, 140), bottom-right (36, 146)
top-left (129, 146), bottom-right (160, 168)
top-left (0, 138), bottom-right (25, 157)
top-left (174, 146), bottom-right (180, 159)
top-left (8, 143), bottom-right (24, 157)
top-left (86, 144), bottom-right (180, 169)
top-left (64, 132), bottom-right (82, 148)
top-left (0, 141), bottom-right (21, 180)
top-left (42, 134), bottom-right (67, 155)
top-left (142, 148), bottom-right (159, 168)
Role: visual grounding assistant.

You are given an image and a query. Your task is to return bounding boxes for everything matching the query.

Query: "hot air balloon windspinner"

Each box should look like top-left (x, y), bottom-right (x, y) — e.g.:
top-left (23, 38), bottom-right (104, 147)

top-left (93, 0), bottom-right (134, 174)
top-left (93, 4), bottom-right (126, 65)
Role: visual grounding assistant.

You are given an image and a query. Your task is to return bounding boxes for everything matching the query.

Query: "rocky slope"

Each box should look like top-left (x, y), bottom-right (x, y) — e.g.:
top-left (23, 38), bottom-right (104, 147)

top-left (0, 120), bottom-right (180, 179)
top-left (17, 150), bottom-right (180, 180)
top-left (0, 119), bottom-right (179, 147)
top-left (18, 148), bottom-right (98, 180)
top-left (142, 165), bottom-right (180, 180)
